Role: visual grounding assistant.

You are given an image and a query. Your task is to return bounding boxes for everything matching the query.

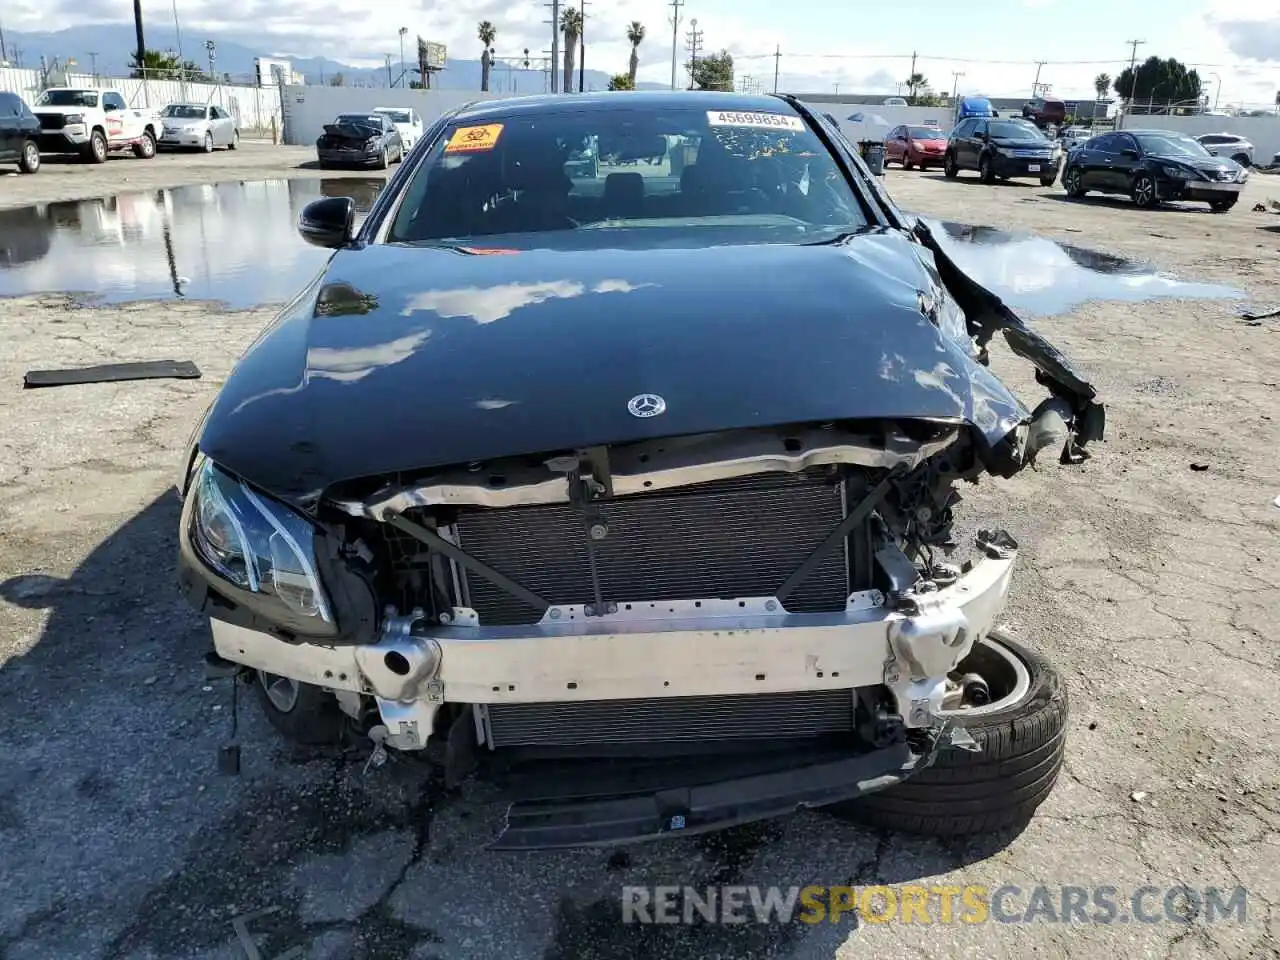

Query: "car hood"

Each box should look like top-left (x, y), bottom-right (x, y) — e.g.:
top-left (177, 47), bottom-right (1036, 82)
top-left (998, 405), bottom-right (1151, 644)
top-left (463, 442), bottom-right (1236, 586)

top-left (1153, 153), bottom-right (1238, 173)
top-left (197, 232), bottom-right (1029, 508)
top-left (323, 122), bottom-right (380, 139)
top-left (991, 137), bottom-right (1054, 149)
top-left (33, 104), bottom-right (95, 114)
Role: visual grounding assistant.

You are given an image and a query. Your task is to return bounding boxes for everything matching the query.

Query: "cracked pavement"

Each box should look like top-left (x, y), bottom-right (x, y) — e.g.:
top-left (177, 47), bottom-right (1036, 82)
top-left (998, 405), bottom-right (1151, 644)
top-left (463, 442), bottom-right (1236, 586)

top-left (0, 155), bottom-right (1278, 958)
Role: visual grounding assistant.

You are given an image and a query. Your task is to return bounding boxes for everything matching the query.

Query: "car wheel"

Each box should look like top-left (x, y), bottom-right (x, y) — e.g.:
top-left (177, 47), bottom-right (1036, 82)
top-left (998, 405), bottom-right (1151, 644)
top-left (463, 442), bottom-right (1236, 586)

top-left (377, 146), bottom-right (389, 170)
top-left (1131, 172), bottom-right (1158, 208)
top-left (943, 153), bottom-right (958, 178)
top-left (132, 130), bottom-right (156, 159)
top-left (229, 131), bottom-right (239, 150)
top-left (1039, 173), bottom-right (1057, 187)
top-left (838, 630), bottom-right (1067, 836)
top-left (1230, 153), bottom-right (1250, 168)
top-left (18, 139), bottom-right (40, 174)
top-left (1062, 165), bottom-right (1086, 197)
top-left (1210, 198), bottom-right (1237, 213)
top-left (85, 129), bottom-right (108, 164)
top-left (253, 671), bottom-right (347, 745)
top-left (979, 154), bottom-right (996, 184)
top-left (202, 131), bottom-right (214, 153)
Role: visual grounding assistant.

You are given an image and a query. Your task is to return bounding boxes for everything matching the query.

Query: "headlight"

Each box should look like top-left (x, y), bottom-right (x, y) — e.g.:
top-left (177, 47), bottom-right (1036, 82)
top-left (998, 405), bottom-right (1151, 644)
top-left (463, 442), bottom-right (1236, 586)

top-left (64, 113), bottom-right (84, 124)
top-left (1161, 164), bottom-right (1190, 179)
top-left (996, 147), bottom-right (1014, 157)
top-left (188, 458), bottom-right (333, 622)
top-left (1238, 169), bottom-right (1249, 182)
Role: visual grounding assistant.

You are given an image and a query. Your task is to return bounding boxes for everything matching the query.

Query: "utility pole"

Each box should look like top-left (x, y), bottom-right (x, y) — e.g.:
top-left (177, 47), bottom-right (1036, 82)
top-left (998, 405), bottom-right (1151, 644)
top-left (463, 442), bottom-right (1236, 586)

top-left (951, 70), bottom-right (964, 101)
top-left (907, 50), bottom-right (917, 100)
top-left (88, 52), bottom-right (100, 81)
top-left (0, 15), bottom-right (7, 64)
top-left (773, 44), bottom-right (780, 93)
top-left (578, 0), bottom-right (587, 93)
top-left (385, 54), bottom-right (393, 87)
top-left (1031, 61), bottom-right (1045, 98)
top-left (1123, 38), bottom-right (1145, 126)
top-left (548, 0), bottom-right (560, 92)
top-left (685, 17), bottom-right (702, 90)
top-left (132, 0), bottom-right (146, 74)
top-left (668, 0), bottom-right (684, 90)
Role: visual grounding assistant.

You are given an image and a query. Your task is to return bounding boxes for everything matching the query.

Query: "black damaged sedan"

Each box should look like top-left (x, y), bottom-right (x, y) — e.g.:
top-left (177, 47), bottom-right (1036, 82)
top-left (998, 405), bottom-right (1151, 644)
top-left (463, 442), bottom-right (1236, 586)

top-left (178, 92), bottom-right (1102, 849)
top-left (315, 111), bottom-right (404, 169)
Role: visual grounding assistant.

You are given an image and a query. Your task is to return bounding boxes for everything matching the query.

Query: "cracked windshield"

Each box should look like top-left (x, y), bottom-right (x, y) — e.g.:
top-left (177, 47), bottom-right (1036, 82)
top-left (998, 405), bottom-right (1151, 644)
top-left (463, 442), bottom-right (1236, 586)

top-left (0, 0), bottom-right (1276, 958)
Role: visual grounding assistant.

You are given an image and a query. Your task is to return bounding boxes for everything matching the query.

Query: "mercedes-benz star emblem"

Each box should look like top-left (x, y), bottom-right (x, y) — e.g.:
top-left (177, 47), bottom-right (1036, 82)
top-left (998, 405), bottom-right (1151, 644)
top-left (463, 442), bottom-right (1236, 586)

top-left (627, 393), bottom-right (667, 418)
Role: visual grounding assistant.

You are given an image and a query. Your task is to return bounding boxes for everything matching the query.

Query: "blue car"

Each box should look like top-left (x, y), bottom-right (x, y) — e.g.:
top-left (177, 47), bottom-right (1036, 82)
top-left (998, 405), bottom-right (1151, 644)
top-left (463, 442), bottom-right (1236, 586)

top-left (956, 95), bottom-right (997, 122)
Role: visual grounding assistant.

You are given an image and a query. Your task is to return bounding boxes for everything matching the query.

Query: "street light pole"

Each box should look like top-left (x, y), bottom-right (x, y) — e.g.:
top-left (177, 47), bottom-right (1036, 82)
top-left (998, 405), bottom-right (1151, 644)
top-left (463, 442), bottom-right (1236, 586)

top-left (1208, 72), bottom-right (1221, 111)
top-left (579, 0), bottom-right (586, 93)
top-left (398, 27), bottom-right (407, 87)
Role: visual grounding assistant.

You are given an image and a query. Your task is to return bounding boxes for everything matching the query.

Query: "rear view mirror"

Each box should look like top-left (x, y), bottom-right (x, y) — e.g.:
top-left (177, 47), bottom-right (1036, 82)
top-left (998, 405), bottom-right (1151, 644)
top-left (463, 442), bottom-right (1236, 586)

top-left (298, 197), bottom-right (354, 249)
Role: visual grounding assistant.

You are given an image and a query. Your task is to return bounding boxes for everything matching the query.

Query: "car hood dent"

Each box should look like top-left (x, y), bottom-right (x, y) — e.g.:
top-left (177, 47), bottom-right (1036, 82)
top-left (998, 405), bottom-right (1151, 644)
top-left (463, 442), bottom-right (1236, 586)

top-left (197, 233), bottom-right (1037, 509)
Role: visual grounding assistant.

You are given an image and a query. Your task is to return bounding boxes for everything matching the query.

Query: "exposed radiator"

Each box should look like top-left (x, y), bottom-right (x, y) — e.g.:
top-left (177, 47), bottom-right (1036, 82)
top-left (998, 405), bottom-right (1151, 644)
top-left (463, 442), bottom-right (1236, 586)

top-left (450, 470), bottom-right (851, 626)
top-left (485, 689), bottom-right (856, 748)
top-left (36, 114), bottom-right (66, 131)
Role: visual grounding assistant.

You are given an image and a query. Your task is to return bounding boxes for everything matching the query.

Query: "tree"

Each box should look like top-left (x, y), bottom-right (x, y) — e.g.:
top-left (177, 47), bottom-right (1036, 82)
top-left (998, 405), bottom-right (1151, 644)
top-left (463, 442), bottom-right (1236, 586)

top-left (690, 50), bottom-right (733, 91)
top-left (1093, 72), bottom-right (1111, 100)
top-left (128, 48), bottom-right (211, 82)
top-left (560, 7), bottom-right (582, 93)
top-left (1113, 56), bottom-right (1201, 112)
top-left (478, 20), bottom-right (496, 92)
top-left (626, 21), bottom-right (645, 88)
top-left (608, 73), bottom-right (633, 91)
top-left (905, 71), bottom-right (927, 102)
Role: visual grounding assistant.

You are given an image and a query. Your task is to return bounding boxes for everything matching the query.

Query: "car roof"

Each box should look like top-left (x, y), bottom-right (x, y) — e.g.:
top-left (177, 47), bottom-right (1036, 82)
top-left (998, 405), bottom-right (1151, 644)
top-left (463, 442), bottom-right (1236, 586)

top-left (167, 102), bottom-right (208, 107)
top-left (1121, 129), bottom-right (1187, 136)
top-left (449, 90), bottom-right (805, 123)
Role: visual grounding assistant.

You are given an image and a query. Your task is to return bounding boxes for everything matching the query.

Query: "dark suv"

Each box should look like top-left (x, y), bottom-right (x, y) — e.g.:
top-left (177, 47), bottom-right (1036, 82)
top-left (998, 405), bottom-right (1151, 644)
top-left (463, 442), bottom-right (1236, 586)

top-left (1022, 97), bottom-right (1066, 128)
top-left (0, 91), bottom-right (41, 174)
top-left (944, 117), bottom-right (1061, 185)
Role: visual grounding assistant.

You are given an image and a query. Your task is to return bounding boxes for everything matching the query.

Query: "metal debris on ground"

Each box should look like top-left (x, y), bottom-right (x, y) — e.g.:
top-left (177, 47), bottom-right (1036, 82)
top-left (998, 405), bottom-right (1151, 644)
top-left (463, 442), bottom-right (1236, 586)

top-left (22, 359), bottom-right (202, 388)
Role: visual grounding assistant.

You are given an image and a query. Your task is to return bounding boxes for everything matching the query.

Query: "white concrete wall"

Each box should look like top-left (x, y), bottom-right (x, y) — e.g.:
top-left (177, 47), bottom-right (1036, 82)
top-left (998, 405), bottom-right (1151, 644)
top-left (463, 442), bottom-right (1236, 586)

top-left (1120, 114), bottom-right (1280, 165)
top-left (281, 85), bottom-right (511, 145)
top-left (0, 66), bottom-right (283, 134)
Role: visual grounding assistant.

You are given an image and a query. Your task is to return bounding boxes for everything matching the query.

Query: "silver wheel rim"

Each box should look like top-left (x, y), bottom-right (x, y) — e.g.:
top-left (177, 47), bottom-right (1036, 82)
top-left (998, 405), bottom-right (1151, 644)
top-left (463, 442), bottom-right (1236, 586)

top-left (95, 137), bottom-right (105, 160)
top-left (1136, 178), bottom-right (1153, 204)
top-left (24, 143), bottom-right (37, 167)
top-left (205, 134), bottom-right (212, 152)
top-left (258, 671), bottom-right (300, 712)
top-left (939, 634), bottom-right (1031, 717)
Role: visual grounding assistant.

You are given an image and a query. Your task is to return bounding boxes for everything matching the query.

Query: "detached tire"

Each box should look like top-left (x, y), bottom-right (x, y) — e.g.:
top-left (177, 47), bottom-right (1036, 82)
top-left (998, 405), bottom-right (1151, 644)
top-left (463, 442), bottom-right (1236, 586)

top-left (253, 671), bottom-right (347, 745)
top-left (848, 631), bottom-right (1067, 836)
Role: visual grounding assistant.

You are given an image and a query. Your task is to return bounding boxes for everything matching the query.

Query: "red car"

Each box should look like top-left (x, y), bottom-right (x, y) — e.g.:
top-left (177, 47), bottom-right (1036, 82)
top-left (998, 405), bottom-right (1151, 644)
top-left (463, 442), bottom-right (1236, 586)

top-left (883, 124), bottom-right (947, 169)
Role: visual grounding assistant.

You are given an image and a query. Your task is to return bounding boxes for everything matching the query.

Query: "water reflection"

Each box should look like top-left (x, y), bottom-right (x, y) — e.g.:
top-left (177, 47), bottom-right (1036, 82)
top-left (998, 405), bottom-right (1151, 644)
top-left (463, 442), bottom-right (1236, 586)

top-left (0, 178), bottom-right (385, 308)
top-left (927, 219), bottom-right (1243, 315)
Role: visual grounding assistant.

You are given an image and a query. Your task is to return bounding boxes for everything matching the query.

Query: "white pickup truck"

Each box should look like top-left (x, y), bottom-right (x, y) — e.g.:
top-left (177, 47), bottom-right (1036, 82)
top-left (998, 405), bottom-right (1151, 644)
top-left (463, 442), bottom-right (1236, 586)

top-left (31, 87), bottom-right (162, 163)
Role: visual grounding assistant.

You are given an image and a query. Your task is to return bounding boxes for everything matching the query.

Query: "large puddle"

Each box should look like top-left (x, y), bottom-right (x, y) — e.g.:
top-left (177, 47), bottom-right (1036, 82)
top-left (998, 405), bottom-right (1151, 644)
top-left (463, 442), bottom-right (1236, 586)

top-left (926, 219), bottom-right (1243, 314)
top-left (0, 178), bottom-right (1244, 312)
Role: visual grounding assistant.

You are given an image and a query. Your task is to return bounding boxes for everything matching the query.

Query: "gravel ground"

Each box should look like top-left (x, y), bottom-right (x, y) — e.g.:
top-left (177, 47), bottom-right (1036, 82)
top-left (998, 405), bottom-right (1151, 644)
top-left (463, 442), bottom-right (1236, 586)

top-left (0, 150), bottom-right (1278, 960)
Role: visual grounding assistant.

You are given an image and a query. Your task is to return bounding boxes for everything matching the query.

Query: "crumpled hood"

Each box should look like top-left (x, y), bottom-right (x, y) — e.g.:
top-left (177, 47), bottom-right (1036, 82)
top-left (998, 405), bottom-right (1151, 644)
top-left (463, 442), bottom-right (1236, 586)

top-left (198, 232), bottom-right (1028, 507)
top-left (322, 122), bottom-right (379, 140)
top-left (1153, 153), bottom-right (1238, 175)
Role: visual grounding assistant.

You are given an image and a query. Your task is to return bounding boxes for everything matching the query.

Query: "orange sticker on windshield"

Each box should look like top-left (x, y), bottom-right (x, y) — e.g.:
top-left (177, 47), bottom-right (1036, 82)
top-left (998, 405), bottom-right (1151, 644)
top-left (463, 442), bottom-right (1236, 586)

top-left (446, 123), bottom-right (504, 153)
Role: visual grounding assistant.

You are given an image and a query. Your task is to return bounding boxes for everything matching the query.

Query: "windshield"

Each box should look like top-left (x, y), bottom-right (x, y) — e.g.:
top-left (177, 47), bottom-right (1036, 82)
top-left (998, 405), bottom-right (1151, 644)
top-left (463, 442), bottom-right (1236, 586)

top-left (907, 126), bottom-right (945, 140)
top-left (36, 89), bottom-right (99, 108)
top-left (162, 104), bottom-right (206, 119)
top-left (1134, 134), bottom-right (1210, 158)
top-left (336, 114), bottom-right (382, 127)
top-left (387, 106), bottom-right (866, 245)
top-left (377, 109), bottom-right (412, 123)
top-left (989, 121), bottom-right (1045, 140)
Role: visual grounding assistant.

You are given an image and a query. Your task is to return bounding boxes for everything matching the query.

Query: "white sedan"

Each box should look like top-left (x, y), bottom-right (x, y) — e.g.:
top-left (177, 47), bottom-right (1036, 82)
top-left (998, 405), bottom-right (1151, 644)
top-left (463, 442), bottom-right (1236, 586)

top-left (373, 107), bottom-right (424, 153)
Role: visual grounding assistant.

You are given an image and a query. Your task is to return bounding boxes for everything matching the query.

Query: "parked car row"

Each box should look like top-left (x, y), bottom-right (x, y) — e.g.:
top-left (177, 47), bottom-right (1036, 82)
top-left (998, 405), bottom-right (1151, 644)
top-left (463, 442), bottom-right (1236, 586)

top-left (0, 85), bottom-right (245, 173)
top-left (883, 105), bottom-right (1254, 213)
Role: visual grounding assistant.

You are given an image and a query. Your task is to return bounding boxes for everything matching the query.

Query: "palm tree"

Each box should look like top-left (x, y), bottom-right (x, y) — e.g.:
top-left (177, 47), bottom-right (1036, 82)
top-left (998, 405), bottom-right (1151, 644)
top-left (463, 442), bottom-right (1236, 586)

top-left (626, 21), bottom-right (646, 88)
top-left (1093, 72), bottom-right (1111, 100)
top-left (905, 71), bottom-right (927, 103)
top-left (560, 7), bottom-right (582, 93)
top-left (478, 21), bottom-right (496, 92)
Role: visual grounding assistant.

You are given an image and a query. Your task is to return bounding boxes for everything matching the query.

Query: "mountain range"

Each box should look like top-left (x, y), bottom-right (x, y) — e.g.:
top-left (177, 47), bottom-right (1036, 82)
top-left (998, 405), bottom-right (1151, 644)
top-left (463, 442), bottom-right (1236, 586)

top-left (0, 24), bottom-right (663, 92)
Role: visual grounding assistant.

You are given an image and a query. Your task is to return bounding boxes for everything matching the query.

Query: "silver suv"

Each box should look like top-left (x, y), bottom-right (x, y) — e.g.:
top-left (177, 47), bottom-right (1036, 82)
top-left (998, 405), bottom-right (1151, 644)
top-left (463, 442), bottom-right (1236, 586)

top-left (1195, 133), bottom-right (1254, 167)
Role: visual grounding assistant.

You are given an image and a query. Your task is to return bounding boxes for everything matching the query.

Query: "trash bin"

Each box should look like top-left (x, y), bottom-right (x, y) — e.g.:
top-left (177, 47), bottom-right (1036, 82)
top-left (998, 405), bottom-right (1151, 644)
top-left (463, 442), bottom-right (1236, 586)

top-left (858, 140), bottom-right (886, 176)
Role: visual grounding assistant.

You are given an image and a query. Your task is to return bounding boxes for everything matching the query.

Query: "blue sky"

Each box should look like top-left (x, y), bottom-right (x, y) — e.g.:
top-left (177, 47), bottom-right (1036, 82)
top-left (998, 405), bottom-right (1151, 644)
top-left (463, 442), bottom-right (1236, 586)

top-left (7, 0), bottom-right (1278, 106)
